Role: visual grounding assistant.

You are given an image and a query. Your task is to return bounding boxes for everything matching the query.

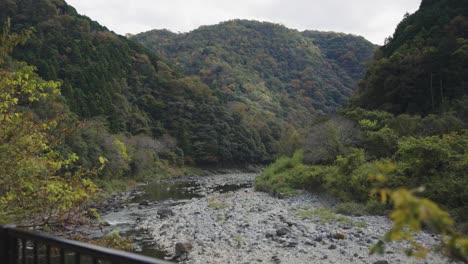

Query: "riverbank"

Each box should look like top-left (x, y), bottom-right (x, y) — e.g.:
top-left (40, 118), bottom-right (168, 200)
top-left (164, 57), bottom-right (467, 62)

top-left (95, 173), bottom-right (457, 264)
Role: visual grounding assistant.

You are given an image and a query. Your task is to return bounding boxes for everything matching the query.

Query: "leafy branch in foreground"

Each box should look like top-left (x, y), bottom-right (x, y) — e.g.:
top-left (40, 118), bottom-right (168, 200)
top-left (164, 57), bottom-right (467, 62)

top-left (0, 21), bottom-right (98, 227)
top-left (370, 161), bottom-right (468, 262)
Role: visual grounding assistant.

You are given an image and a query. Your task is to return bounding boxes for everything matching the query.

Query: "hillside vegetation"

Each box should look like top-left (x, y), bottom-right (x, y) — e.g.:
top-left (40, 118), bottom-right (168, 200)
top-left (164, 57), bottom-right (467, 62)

top-left (0, 2), bottom-right (376, 169)
top-left (353, 0), bottom-right (468, 115)
top-left (133, 20), bottom-right (376, 125)
top-left (257, 0), bottom-right (468, 260)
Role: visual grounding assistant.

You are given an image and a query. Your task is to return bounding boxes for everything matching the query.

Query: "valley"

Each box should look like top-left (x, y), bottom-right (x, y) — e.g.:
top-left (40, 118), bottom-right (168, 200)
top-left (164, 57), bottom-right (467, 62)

top-left (98, 173), bottom-right (454, 264)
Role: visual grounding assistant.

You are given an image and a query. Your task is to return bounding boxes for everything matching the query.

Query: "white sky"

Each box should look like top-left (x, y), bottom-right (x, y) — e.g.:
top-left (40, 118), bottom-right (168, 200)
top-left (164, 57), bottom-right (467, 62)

top-left (65, 0), bottom-right (422, 45)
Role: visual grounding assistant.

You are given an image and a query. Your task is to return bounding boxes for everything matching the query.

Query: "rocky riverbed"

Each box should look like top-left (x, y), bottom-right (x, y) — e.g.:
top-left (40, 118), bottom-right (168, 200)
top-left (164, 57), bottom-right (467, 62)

top-left (99, 173), bottom-right (457, 264)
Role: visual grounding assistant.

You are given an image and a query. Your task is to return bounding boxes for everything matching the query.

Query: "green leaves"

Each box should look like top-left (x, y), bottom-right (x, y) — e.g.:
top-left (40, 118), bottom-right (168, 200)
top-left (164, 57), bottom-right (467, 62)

top-left (0, 24), bottom-right (98, 226)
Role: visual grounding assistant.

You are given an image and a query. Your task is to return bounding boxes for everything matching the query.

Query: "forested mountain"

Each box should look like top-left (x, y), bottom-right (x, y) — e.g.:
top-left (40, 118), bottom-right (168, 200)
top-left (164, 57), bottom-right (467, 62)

top-left (257, 1), bottom-right (468, 259)
top-left (0, 0), bottom-right (283, 165)
top-left (0, 2), bottom-right (375, 166)
top-left (302, 31), bottom-right (376, 81)
top-left (353, 0), bottom-right (468, 115)
top-left (133, 20), bottom-right (376, 118)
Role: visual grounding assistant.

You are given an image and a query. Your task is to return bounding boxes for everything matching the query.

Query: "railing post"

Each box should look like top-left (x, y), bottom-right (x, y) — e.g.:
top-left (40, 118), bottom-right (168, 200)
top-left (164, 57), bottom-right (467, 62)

top-left (1, 225), bottom-right (17, 264)
top-left (0, 226), bottom-right (8, 262)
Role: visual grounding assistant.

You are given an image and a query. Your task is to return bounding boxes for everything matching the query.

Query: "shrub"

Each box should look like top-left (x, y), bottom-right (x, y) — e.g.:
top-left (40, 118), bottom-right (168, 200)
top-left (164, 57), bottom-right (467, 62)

top-left (334, 202), bottom-right (367, 216)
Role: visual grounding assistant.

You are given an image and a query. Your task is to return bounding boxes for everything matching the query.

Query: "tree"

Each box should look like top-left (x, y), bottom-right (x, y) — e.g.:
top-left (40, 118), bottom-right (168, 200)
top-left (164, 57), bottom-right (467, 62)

top-left (0, 21), bottom-right (97, 226)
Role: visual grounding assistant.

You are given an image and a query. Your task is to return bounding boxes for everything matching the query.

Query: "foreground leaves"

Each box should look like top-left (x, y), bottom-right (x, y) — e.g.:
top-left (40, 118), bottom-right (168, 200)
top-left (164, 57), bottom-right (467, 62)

top-left (0, 24), bottom-right (98, 227)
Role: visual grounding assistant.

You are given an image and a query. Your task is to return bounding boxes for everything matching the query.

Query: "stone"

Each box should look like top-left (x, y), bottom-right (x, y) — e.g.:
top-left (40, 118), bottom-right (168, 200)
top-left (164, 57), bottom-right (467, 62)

top-left (139, 200), bottom-right (149, 206)
top-left (175, 242), bottom-right (193, 257)
top-left (373, 261), bottom-right (389, 264)
top-left (286, 241), bottom-right (298, 247)
top-left (157, 208), bottom-right (174, 219)
top-left (271, 255), bottom-right (281, 264)
top-left (314, 236), bottom-right (323, 242)
top-left (328, 244), bottom-right (337, 250)
top-left (334, 232), bottom-right (346, 239)
top-left (276, 227), bottom-right (290, 236)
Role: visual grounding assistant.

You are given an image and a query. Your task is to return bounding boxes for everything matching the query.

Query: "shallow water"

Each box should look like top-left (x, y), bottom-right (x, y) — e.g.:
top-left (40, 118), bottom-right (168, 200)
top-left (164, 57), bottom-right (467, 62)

top-left (131, 180), bottom-right (202, 203)
top-left (101, 175), bottom-right (252, 260)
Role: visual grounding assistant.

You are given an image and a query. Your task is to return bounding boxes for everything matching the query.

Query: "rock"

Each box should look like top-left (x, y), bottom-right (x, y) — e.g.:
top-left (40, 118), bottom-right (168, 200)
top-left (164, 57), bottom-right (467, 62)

top-left (157, 208), bottom-right (174, 219)
top-left (373, 261), bottom-right (389, 264)
top-left (139, 200), bottom-right (149, 206)
top-left (314, 236), bottom-right (323, 242)
top-left (305, 241), bottom-right (317, 247)
top-left (276, 227), bottom-right (290, 236)
top-left (175, 242), bottom-right (193, 257)
top-left (286, 241), bottom-right (298, 247)
top-left (328, 244), bottom-right (337, 250)
top-left (271, 255), bottom-right (281, 264)
top-left (333, 232), bottom-right (346, 239)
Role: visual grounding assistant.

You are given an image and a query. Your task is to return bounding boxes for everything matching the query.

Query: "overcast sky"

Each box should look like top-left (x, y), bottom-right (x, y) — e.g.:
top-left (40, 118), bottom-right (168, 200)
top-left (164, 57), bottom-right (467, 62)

top-left (66, 0), bottom-right (421, 45)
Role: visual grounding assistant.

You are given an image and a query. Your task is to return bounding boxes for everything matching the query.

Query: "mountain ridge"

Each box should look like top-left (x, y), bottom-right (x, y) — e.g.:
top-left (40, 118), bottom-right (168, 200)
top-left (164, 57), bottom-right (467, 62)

top-left (133, 19), bottom-right (377, 116)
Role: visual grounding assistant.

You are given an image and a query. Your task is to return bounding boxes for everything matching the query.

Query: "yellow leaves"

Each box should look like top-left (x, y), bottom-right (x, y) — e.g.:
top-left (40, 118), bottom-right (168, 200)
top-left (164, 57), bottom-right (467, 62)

top-left (98, 156), bottom-right (107, 164)
top-left (358, 119), bottom-right (379, 130)
top-left (0, 37), bottom-right (98, 226)
top-left (113, 138), bottom-right (130, 162)
top-left (379, 189), bottom-right (389, 204)
top-left (369, 168), bottom-right (466, 261)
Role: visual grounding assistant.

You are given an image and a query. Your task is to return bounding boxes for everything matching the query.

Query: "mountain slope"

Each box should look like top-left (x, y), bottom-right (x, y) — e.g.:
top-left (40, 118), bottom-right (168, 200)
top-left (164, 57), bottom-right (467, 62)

top-left (302, 30), bottom-right (376, 81)
top-left (0, 1), bottom-right (284, 164)
top-left (132, 20), bottom-right (376, 116)
top-left (353, 0), bottom-right (468, 115)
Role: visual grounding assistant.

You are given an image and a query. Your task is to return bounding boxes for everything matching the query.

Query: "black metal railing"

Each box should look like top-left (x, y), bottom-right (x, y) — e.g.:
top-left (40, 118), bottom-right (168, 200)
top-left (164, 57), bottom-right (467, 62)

top-left (0, 225), bottom-right (172, 264)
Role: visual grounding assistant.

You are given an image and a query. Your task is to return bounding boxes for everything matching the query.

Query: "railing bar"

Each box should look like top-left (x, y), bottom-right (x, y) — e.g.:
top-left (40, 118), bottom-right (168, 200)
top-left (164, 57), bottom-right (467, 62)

top-left (60, 248), bottom-right (65, 264)
top-left (46, 245), bottom-right (51, 264)
top-left (33, 241), bottom-right (38, 264)
top-left (12, 237), bottom-right (19, 264)
top-left (22, 239), bottom-right (26, 264)
top-left (75, 252), bottom-right (80, 264)
top-left (2, 226), bottom-right (173, 264)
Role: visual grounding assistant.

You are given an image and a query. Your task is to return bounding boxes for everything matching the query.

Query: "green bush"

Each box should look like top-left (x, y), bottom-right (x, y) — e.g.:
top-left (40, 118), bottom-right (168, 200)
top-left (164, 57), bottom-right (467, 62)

top-left (363, 127), bottom-right (398, 158)
top-left (364, 199), bottom-right (388, 215)
top-left (324, 148), bottom-right (365, 200)
top-left (334, 202), bottom-right (367, 216)
top-left (255, 150), bottom-right (335, 196)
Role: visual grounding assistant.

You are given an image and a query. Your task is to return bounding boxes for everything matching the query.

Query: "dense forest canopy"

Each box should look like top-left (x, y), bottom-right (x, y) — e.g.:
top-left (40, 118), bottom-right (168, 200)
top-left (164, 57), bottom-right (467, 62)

top-left (257, 0), bottom-right (468, 259)
top-left (353, 0), bottom-right (468, 116)
top-left (133, 20), bottom-right (376, 117)
top-left (0, 1), bottom-right (376, 166)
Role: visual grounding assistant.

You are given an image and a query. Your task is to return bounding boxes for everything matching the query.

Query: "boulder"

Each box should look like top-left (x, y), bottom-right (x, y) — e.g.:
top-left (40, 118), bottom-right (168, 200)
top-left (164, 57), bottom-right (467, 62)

top-left (276, 227), bottom-right (290, 236)
top-left (373, 261), bottom-right (389, 264)
top-left (157, 208), bottom-right (174, 219)
top-left (333, 232), bottom-right (346, 239)
top-left (139, 200), bottom-right (149, 206)
top-left (175, 241), bottom-right (193, 256)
